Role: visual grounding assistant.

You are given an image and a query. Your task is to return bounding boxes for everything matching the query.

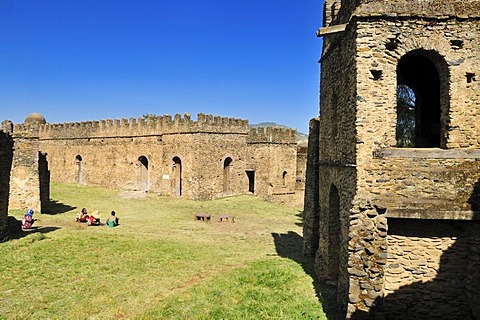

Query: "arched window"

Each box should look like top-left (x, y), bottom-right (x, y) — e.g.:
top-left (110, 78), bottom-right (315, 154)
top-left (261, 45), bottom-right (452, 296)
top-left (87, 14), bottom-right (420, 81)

top-left (138, 156), bottom-right (149, 191)
top-left (223, 157), bottom-right (233, 194)
top-left (282, 170), bottom-right (287, 187)
top-left (75, 155), bottom-right (83, 184)
top-left (396, 50), bottom-right (449, 148)
top-left (172, 156), bottom-right (182, 196)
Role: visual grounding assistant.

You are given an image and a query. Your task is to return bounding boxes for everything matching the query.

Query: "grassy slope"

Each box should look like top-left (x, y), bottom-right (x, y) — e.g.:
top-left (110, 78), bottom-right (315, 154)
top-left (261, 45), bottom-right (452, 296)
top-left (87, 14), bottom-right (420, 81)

top-left (0, 183), bottom-right (326, 319)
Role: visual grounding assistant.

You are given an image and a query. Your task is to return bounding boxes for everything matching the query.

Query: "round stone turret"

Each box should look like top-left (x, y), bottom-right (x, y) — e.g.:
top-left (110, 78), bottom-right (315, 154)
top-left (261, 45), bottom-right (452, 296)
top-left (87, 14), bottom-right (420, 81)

top-left (24, 113), bottom-right (46, 125)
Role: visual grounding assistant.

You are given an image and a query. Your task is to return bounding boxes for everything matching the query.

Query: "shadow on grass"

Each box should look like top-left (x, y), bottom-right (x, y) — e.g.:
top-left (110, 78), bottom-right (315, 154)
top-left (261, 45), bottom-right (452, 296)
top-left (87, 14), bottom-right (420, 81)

top-left (42, 200), bottom-right (76, 215)
top-left (294, 211), bottom-right (304, 228)
top-left (1, 221), bottom-right (61, 243)
top-left (272, 231), bottom-right (343, 320)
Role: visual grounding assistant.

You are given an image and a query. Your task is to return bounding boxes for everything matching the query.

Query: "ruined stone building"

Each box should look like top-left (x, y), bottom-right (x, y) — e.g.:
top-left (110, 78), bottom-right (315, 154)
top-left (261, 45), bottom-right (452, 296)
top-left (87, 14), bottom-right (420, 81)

top-left (5, 112), bottom-right (303, 211)
top-left (304, 0), bottom-right (480, 318)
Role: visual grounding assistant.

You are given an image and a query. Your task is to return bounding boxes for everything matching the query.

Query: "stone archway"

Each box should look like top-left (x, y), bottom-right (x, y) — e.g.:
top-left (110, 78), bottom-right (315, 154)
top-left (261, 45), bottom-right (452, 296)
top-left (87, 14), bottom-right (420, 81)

top-left (75, 155), bottom-right (83, 184)
top-left (172, 156), bottom-right (182, 196)
top-left (138, 156), bottom-right (149, 192)
top-left (223, 157), bottom-right (233, 194)
top-left (327, 184), bottom-right (341, 281)
top-left (396, 49), bottom-right (449, 148)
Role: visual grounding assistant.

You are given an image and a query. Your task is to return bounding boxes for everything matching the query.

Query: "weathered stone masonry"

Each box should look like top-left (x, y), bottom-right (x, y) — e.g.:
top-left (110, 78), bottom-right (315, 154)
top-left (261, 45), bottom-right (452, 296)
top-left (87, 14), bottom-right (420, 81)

top-left (9, 123), bottom-right (50, 213)
top-left (304, 0), bottom-right (480, 318)
top-left (17, 113), bottom-right (300, 202)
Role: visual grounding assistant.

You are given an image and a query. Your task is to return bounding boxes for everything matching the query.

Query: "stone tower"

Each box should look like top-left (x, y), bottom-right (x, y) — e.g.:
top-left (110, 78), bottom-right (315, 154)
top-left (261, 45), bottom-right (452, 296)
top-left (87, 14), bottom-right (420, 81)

top-left (304, 0), bottom-right (480, 318)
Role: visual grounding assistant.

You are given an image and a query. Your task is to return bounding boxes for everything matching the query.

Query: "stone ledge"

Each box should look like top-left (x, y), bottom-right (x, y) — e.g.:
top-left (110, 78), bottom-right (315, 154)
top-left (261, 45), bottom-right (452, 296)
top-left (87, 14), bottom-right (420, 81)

top-left (373, 148), bottom-right (480, 159)
top-left (385, 208), bottom-right (480, 220)
top-left (316, 24), bottom-right (347, 37)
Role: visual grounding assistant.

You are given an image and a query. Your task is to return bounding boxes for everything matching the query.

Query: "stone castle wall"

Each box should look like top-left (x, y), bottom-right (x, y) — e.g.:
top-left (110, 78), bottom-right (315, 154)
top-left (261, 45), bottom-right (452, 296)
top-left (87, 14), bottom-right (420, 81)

top-left (384, 220), bottom-right (480, 319)
top-left (305, 0), bottom-right (480, 318)
top-left (32, 113), bottom-right (299, 201)
top-left (0, 128), bottom-right (14, 236)
top-left (293, 141), bottom-right (308, 208)
top-left (9, 124), bottom-right (43, 212)
top-left (247, 127), bottom-right (298, 203)
top-left (302, 118), bottom-right (320, 256)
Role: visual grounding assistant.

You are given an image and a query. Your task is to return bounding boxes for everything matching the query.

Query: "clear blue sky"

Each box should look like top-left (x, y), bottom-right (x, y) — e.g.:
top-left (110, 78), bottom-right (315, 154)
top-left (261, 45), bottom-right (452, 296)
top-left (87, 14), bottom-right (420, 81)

top-left (0, 0), bottom-right (322, 133)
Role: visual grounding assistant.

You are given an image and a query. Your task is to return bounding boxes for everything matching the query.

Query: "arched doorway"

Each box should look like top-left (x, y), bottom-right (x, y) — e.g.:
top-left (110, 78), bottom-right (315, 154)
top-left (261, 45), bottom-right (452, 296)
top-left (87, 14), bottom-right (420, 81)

top-left (396, 50), bottom-right (449, 148)
top-left (138, 156), bottom-right (149, 191)
top-left (282, 170), bottom-right (287, 187)
top-left (172, 156), bottom-right (182, 196)
top-left (75, 155), bottom-right (83, 184)
top-left (223, 157), bottom-right (233, 194)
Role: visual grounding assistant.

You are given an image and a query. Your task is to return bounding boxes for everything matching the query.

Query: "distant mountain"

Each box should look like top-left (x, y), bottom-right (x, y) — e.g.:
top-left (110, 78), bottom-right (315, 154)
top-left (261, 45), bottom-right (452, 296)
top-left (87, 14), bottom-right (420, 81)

top-left (249, 122), bottom-right (308, 142)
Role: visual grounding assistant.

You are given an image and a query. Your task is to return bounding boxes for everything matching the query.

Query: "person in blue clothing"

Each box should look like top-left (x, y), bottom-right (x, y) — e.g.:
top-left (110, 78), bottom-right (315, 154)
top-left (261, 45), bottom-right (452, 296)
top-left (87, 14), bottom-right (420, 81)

top-left (22, 209), bottom-right (35, 229)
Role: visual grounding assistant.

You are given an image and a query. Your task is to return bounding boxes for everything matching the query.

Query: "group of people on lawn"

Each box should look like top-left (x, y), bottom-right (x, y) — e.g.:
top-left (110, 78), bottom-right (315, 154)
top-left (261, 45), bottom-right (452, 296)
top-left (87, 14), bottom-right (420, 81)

top-left (76, 208), bottom-right (119, 227)
top-left (21, 208), bottom-right (120, 230)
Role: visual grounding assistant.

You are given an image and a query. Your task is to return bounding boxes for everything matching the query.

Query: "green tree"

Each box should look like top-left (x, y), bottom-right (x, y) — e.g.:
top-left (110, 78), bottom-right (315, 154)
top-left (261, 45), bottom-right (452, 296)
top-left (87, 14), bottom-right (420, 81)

top-left (396, 84), bottom-right (416, 147)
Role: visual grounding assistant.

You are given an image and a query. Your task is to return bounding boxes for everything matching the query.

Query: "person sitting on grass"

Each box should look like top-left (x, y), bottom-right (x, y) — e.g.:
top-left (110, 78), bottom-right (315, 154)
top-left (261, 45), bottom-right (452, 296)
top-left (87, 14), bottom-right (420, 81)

top-left (106, 211), bottom-right (119, 228)
top-left (87, 211), bottom-right (101, 226)
top-left (22, 209), bottom-right (35, 229)
top-left (75, 208), bottom-right (89, 223)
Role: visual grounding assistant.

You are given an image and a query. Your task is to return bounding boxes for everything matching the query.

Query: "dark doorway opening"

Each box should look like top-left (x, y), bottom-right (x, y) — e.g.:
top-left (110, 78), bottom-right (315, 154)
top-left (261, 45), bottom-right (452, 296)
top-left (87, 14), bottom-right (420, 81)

top-left (246, 170), bottom-right (255, 194)
top-left (138, 156), bottom-right (149, 191)
top-left (328, 184), bottom-right (340, 281)
top-left (75, 155), bottom-right (83, 184)
top-left (173, 156), bottom-right (182, 196)
top-left (223, 157), bottom-right (233, 194)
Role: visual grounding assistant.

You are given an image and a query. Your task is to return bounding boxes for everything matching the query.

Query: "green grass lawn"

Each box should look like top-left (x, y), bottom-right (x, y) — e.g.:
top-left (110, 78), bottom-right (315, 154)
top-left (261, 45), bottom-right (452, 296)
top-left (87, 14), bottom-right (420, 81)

top-left (0, 183), bottom-right (327, 319)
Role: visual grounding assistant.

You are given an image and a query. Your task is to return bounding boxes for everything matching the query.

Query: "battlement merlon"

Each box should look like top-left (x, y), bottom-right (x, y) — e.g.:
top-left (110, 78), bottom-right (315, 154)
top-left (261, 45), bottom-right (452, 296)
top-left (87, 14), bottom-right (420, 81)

top-left (248, 127), bottom-right (297, 144)
top-left (11, 123), bottom-right (40, 139)
top-left (28, 113), bottom-right (248, 140)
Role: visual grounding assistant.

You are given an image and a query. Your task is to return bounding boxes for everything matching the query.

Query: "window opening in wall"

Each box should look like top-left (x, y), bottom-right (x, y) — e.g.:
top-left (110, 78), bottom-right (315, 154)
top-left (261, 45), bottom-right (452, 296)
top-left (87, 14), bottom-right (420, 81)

top-left (172, 156), bottom-right (182, 196)
top-left (282, 170), bottom-right (287, 187)
top-left (370, 69), bottom-right (383, 80)
top-left (396, 50), bottom-right (446, 148)
top-left (138, 156), bottom-right (149, 192)
top-left (223, 157), bottom-right (233, 194)
top-left (246, 170), bottom-right (255, 193)
top-left (450, 39), bottom-right (464, 49)
top-left (328, 184), bottom-right (341, 282)
top-left (75, 155), bottom-right (83, 184)
top-left (466, 73), bottom-right (476, 84)
top-left (386, 38), bottom-right (399, 51)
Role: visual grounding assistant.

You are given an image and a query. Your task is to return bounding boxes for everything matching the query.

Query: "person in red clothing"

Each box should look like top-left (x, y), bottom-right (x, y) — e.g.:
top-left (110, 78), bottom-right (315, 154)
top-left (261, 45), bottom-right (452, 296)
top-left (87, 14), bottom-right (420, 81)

top-left (87, 211), bottom-right (101, 226)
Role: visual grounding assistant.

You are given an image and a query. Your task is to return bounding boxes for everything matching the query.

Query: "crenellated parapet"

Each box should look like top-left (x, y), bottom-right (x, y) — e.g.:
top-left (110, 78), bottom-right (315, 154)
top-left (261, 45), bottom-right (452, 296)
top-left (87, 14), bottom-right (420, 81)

top-left (12, 123), bottom-right (39, 139)
top-left (32, 113), bottom-right (248, 140)
top-left (248, 127), bottom-right (297, 144)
